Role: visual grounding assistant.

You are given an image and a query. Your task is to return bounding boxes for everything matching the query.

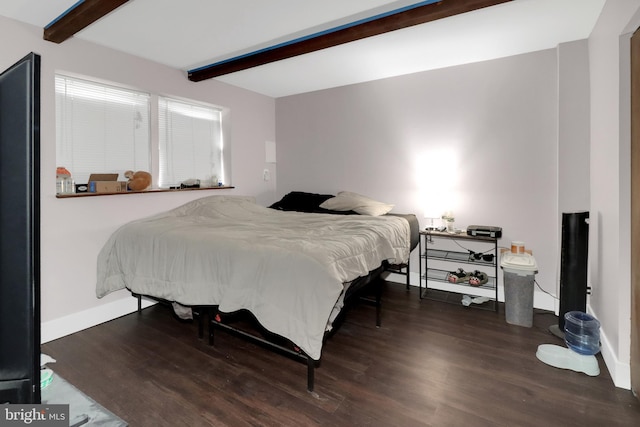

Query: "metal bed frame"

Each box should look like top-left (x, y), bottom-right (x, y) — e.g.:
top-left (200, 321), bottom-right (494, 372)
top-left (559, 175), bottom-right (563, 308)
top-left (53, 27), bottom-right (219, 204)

top-left (131, 265), bottom-right (386, 393)
top-left (126, 210), bottom-right (417, 393)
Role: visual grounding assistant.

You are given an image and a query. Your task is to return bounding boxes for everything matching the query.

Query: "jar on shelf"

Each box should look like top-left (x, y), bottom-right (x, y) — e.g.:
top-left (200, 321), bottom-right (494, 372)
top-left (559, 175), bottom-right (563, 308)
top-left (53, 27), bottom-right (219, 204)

top-left (441, 211), bottom-right (455, 232)
top-left (56, 166), bottom-right (75, 194)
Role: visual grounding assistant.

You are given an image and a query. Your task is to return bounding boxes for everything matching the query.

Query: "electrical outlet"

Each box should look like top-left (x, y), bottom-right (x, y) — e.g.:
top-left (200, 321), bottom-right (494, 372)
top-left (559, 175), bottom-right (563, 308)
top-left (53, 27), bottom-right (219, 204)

top-left (263, 169), bottom-right (270, 181)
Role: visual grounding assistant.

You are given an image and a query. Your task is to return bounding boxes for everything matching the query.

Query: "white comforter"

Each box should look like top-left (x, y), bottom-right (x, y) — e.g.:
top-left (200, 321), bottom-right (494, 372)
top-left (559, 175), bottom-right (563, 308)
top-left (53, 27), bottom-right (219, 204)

top-left (96, 195), bottom-right (410, 360)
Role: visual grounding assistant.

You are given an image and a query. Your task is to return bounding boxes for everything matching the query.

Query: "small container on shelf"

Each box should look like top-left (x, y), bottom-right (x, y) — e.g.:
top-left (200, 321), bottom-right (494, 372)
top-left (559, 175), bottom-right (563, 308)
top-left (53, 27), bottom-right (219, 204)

top-left (56, 166), bottom-right (75, 195)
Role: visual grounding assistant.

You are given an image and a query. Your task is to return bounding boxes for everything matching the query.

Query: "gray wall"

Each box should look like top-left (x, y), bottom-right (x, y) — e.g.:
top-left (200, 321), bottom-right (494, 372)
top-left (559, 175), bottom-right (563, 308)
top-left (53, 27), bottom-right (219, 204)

top-left (0, 15), bottom-right (276, 338)
top-left (276, 49), bottom-right (560, 304)
top-left (587, 0), bottom-right (640, 389)
top-left (558, 39), bottom-right (590, 214)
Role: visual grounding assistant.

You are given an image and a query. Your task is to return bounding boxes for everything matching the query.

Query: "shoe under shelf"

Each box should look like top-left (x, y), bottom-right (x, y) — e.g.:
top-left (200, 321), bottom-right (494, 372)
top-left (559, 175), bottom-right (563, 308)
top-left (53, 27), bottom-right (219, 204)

top-left (421, 268), bottom-right (499, 312)
top-left (423, 268), bottom-right (496, 291)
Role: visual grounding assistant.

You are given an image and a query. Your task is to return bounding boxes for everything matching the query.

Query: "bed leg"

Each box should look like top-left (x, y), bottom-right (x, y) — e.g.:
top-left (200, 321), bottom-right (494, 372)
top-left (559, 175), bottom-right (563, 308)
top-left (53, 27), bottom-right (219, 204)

top-left (406, 258), bottom-right (411, 290)
top-left (136, 294), bottom-right (142, 314)
top-left (375, 280), bottom-right (382, 328)
top-left (195, 308), bottom-right (204, 339)
top-left (208, 308), bottom-right (216, 346)
top-left (307, 357), bottom-right (315, 393)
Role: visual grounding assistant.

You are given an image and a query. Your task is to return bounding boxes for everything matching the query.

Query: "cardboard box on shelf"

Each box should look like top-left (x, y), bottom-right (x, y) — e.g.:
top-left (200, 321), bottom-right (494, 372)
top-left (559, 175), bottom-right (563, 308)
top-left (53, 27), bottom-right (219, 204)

top-left (88, 173), bottom-right (128, 193)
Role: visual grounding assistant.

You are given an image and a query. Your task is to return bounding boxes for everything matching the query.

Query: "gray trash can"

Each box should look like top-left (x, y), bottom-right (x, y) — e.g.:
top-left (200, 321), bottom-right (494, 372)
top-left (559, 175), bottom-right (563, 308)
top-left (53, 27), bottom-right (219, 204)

top-left (501, 252), bottom-right (538, 327)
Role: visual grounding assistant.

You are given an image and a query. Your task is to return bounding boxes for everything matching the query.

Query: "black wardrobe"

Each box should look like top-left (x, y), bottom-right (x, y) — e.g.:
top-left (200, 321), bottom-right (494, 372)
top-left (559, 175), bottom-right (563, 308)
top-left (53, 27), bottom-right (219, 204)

top-left (0, 52), bottom-right (41, 404)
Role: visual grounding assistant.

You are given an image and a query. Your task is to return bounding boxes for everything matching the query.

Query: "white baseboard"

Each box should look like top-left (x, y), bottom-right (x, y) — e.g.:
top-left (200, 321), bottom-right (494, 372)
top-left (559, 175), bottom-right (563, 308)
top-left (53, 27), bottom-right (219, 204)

top-left (41, 296), bottom-right (156, 344)
top-left (585, 306), bottom-right (631, 390)
top-left (598, 327), bottom-right (631, 390)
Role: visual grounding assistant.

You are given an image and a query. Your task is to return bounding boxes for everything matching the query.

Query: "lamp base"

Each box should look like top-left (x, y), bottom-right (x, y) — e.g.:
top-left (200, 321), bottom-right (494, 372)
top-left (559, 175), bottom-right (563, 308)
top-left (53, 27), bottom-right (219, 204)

top-left (549, 324), bottom-right (564, 340)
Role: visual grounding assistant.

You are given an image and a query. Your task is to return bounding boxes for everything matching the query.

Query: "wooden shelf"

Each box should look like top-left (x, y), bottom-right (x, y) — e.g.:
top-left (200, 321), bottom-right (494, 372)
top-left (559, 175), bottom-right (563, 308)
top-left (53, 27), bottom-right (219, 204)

top-left (56, 186), bottom-right (235, 198)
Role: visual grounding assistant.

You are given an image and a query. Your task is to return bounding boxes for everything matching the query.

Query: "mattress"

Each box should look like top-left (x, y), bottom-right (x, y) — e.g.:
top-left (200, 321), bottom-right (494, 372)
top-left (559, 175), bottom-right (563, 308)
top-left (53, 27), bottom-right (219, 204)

top-left (96, 195), bottom-right (410, 360)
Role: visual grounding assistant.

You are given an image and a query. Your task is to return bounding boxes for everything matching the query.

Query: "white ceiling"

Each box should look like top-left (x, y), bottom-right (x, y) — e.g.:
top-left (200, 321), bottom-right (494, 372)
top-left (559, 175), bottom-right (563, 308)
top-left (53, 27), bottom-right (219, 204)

top-left (0, 0), bottom-right (606, 97)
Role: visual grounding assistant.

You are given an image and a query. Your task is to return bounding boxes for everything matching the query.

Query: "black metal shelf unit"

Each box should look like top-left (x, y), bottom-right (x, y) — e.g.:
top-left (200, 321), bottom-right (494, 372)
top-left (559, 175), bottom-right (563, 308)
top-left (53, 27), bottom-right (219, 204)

top-left (419, 230), bottom-right (499, 311)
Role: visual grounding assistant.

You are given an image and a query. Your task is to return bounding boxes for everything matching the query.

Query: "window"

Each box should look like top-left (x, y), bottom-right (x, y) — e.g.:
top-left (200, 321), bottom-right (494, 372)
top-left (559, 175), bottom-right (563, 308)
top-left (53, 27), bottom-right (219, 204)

top-left (55, 75), bottom-right (150, 184)
top-left (55, 74), bottom-right (229, 192)
top-left (158, 97), bottom-right (224, 188)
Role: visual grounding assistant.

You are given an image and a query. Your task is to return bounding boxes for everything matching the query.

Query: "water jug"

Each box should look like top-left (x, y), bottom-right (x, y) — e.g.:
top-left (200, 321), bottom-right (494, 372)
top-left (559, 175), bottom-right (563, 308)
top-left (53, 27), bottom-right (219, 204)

top-left (564, 311), bottom-right (600, 355)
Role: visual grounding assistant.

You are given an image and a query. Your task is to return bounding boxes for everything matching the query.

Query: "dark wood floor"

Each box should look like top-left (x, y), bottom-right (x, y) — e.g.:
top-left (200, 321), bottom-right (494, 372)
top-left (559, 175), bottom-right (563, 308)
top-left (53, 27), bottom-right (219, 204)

top-left (42, 281), bottom-right (640, 426)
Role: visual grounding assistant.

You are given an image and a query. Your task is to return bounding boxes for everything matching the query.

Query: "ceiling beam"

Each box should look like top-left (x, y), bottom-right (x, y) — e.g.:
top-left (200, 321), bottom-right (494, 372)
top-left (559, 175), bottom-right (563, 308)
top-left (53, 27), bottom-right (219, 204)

top-left (44, 0), bottom-right (130, 44)
top-left (188, 0), bottom-right (513, 82)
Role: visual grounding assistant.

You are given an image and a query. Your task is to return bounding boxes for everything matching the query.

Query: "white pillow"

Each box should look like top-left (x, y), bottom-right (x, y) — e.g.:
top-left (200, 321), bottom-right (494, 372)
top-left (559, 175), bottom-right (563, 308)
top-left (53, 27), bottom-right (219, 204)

top-left (319, 191), bottom-right (394, 216)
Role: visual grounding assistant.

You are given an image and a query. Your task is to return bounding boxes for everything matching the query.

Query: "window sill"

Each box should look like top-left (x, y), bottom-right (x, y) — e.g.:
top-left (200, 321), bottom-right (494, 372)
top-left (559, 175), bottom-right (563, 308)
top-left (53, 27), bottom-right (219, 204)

top-left (55, 186), bottom-right (235, 198)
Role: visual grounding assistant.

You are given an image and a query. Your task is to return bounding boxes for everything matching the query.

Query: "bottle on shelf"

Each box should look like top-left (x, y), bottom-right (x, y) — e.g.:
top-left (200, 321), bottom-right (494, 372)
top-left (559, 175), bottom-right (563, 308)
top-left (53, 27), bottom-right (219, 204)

top-left (56, 166), bottom-right (75, 194)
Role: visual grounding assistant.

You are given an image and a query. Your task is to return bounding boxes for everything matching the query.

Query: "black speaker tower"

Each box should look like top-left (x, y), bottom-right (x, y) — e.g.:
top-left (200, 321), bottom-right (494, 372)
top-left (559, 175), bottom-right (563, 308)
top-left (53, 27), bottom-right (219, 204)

top-left (550, 211), bottom-right (589, 339)
top-left (0, 53), bottom-right (41, 403)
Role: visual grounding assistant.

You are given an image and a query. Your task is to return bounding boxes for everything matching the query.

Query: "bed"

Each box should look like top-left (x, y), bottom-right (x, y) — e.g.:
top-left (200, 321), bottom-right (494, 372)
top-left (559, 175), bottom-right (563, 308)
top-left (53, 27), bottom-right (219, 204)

top-left (96, 193), bottom-right (417, 391)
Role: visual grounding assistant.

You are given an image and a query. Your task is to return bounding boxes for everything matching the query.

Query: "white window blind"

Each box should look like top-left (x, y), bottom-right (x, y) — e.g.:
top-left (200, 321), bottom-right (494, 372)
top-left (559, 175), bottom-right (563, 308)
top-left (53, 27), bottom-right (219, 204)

top-left (158, 97), bottom-right (223, 188)
top-left (55, 75), bottom-right (150, 184)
